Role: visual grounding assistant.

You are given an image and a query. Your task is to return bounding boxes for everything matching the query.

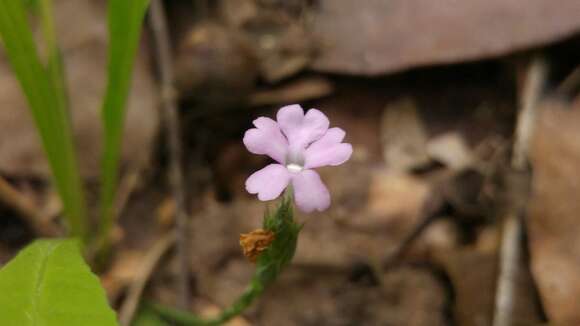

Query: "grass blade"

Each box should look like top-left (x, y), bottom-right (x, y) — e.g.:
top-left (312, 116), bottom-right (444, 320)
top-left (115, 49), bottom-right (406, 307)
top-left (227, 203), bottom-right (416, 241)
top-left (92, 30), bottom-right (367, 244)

top-left (0, 0), bottom-right (88, 240)
top-left (39, 0), bottom-right (69, 114)
top-left (97, 0), bottom-right (151, 248)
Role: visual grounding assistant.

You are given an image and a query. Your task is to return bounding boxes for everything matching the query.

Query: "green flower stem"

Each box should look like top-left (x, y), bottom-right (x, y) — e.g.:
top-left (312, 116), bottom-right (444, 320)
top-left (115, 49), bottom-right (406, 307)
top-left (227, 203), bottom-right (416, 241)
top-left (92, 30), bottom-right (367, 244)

top-left (151, 281), bottom-right (265, 326)
top-left (152, 196), bottom-right (302, 325)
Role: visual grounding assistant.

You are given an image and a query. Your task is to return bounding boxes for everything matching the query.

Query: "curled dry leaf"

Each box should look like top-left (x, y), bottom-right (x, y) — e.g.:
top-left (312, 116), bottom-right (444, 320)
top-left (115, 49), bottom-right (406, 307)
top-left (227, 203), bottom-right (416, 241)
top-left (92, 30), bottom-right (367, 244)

top-left (240, 229), bottom-right (275, 263)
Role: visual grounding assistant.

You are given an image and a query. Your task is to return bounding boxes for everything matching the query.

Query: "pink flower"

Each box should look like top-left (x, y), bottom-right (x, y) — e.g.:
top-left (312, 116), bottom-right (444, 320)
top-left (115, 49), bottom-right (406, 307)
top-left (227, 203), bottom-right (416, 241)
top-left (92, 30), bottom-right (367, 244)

top-left (243, 104), bottom-right (353, 213)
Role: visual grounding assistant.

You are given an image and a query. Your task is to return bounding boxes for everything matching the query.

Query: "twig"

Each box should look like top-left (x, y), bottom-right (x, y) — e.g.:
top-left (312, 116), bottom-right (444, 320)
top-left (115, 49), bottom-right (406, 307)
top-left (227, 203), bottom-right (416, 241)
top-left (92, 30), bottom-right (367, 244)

top-left (511, 56), bottom-right (547, 170)
top-left (119, 233), bottom-right (176, 326)
top-left (188, 77), bottom-right (334, 119)
top-left (494, 213), bottom-right (523, 326)
top-left (149, 0), bottom-right (192, 310)
top-left (113, 168), bottom-right (142, 222)
top-left (493, 55), bottom-right (547, 326)
top-left (249, 77), bottom-right (334, 107)
top-left (0, 176), bottom-right (61, 237)
top-left (382, 184), bottom-right (446, 269)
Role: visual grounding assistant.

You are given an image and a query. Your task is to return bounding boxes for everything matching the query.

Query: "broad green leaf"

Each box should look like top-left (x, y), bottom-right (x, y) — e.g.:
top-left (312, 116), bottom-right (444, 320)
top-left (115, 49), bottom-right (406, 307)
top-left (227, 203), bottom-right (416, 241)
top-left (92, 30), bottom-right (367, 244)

top-left (97, 0), bottom-right (151, 249)
top-left (0, 0), bottom-right (88, 240)
top-left (0, 239), bottom-right (118, 326)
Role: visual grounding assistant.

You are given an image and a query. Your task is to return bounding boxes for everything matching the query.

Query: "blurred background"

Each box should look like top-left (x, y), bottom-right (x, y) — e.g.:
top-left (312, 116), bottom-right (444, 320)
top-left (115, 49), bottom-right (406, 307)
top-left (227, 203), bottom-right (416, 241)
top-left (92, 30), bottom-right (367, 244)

top-left (2, 0), bottom-right (580, 325)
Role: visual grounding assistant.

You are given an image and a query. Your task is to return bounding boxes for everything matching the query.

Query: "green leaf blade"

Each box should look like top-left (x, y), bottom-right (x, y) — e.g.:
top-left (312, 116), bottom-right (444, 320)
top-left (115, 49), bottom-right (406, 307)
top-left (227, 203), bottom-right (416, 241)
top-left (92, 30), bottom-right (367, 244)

top-left (97, 0), bottom-right (151, 249)
top-left (0, 0), bottom-right (88, 240)
top-left (0, 239), bottom-right (118, 326)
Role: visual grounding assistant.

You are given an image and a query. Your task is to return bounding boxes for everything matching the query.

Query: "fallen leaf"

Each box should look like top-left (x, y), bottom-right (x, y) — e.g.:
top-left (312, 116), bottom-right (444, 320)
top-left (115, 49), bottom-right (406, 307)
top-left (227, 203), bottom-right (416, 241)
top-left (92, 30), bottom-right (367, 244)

top-left (528, 99), bottom-right (580, 324)
top-left (381, 98), bottom-right (430, 171)
top-left (218, 0), bottom-right (313, 82)
top-left (427, 132), bottom-right (474, 170)
top-left (312, 0), bottom-right (580, 75)
top-left (173, 21), bottom-right (258, 107)
top-left (252, 265), bottom-right (448, 326)
top-left (365, 171), bottom-right (430, 229)
top-left (101, 249), bottom-right (143, 302)
top-left (438, 248), bottom-right (498, 326)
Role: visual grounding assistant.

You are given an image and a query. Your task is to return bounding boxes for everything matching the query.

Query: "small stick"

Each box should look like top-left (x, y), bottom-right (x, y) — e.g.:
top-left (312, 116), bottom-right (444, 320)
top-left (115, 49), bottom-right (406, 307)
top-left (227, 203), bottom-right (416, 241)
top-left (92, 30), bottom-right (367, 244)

top-left (249, 77), bottom-right (334, 107)
top-left (0, 176), bottom-right (60, 237)
top-left (149, 0), bottom-right (191, 310)
top-left (493, 213), bottom-right (522, 326)
top-left (382, 187), bottom-right (445, 269)
top-left (119, 233), bottom-right (176, 326)
top-left (493, 55), bottom-right (547, 326)
top-left (511, 56), bottom-right (546, 171)
top-left (113, 168), bottom-right (141, 221)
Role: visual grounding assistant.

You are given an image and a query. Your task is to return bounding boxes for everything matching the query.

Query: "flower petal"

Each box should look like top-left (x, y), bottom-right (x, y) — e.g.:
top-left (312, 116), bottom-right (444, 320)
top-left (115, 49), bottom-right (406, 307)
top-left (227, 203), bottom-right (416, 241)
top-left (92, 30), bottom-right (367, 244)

top-left (304, 128), bottom-right (353, 169)
top-left (277, 104), bottom-right (329, 149)
top-left (243, 117), bottom-right (288, 163)
top-left (276, 104), bottom-right (304, 134)
top-left (292, 170), bottom-right (330, 213)
top-left (246, 164), bottom-right (291, 201)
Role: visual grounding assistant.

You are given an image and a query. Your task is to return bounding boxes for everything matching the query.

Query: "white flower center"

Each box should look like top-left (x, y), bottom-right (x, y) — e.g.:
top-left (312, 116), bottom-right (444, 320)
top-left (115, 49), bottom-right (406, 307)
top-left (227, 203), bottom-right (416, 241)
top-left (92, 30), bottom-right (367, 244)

top-left (286, 163), bottom-right (304, 173)
top-left (285, 147), bottom-right (305, 173)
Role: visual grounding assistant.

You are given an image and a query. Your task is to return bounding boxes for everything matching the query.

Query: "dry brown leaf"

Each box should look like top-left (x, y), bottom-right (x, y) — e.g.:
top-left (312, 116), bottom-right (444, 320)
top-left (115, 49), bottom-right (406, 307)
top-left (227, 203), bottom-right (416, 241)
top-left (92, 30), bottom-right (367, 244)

top-left (239, 229), bottom-right (275, 263)
top-left (250, 265), bottom-right (448, 326)
top-left (366, 171), bottom-right (430, 228)
top-left (101, 249), bottom-right (143, 301)
top-left (173, 21), bottom-right (258, 106)
top-left (312, 0), bottom-right (580, 75)
top-left (381, 98), bottom-right (430, 171)
top-left (218, 0), bottom-right (313, 82)
top-left (528, 99), bottom-right (580, 324)
top-left (427, 132), bottom-right (474, 170)
top-left (156, 197), bottom-right (176, 227)
top-left (438, 248), bottom-right (498, 326)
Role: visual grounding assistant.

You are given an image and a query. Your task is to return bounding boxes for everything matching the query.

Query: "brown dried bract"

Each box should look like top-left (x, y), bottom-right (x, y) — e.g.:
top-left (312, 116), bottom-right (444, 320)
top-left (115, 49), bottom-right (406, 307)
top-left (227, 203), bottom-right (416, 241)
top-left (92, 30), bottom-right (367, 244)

top-left (239, 229), bottom-right (275, 263)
